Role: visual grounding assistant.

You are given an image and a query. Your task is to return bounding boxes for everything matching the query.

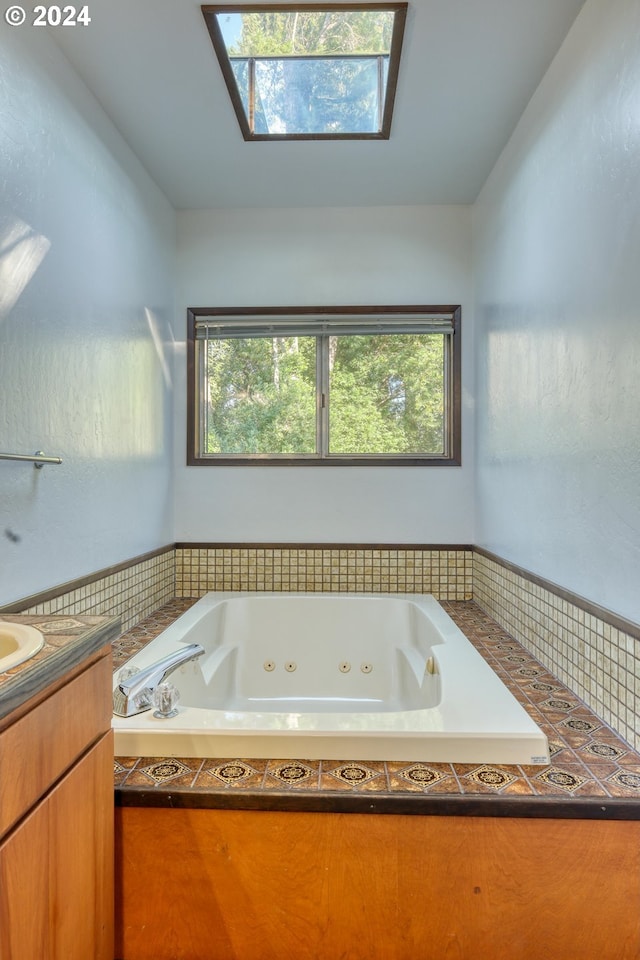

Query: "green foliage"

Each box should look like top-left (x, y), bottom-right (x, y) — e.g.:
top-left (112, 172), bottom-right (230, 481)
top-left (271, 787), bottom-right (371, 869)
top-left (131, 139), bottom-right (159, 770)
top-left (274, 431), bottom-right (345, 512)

top-left (205, 334), bottom-right (445, 457)
top-left (229, 10), bottom-right (394, 57)
top-left (206, 337), bottom-right (316, 454)
top-left (329, 335), bottom-right (444, 454)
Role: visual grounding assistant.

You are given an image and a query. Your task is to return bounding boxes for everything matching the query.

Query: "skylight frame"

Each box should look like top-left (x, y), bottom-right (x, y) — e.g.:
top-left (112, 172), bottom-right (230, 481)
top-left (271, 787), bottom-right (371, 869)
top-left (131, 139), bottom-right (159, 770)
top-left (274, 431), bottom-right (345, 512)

top-left (201, 2), bottom-right (408, 141)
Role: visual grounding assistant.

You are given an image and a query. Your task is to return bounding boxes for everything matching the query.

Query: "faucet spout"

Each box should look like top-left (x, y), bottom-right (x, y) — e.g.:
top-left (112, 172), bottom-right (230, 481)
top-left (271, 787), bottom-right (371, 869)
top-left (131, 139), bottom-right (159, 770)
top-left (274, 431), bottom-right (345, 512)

top-left (113, 642), bottom-right (205, 717)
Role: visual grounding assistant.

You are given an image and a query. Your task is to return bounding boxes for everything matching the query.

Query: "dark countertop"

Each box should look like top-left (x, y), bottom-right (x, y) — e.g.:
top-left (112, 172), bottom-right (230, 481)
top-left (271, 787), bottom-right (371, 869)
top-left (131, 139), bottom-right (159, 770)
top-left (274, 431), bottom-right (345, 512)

top-left (0, 613), bottom-right (120, 722)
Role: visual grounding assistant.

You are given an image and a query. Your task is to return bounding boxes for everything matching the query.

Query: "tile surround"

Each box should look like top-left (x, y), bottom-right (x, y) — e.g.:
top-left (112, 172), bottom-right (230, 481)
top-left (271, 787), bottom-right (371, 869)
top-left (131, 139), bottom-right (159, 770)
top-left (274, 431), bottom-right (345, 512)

top-left (114, 598), bottom-right (640, 810)
top-left (3, 540), bottom-right (637, 756)
top-left (1, 548), bottom-right (175, 634)
top-left (473, 551), bottom-right (640, 752)
top-left (111, 597), bottom-right (195, 669)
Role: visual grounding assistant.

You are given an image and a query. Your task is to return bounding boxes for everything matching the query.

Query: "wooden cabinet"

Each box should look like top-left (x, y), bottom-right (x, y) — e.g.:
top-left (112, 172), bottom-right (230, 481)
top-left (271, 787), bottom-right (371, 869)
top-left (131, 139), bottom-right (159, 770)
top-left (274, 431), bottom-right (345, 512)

top-left (0, 652), bottom-right (113, 960)
top-left (116, 806), bottom-right (640, 960)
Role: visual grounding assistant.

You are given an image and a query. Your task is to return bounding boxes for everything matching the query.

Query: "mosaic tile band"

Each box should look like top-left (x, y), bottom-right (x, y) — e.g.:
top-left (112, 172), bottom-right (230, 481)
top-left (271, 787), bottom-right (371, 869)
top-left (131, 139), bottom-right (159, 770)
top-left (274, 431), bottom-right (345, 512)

top-left (176, 546), bottom-right (473, 599)
top-left (5, 549), bottom-right (175, 634)
top-left (2, 542), bottom-right (637, 753)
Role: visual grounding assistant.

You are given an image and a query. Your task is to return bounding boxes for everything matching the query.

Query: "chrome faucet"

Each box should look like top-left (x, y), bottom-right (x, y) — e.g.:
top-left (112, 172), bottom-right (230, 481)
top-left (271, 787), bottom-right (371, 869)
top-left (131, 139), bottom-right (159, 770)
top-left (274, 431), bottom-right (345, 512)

top-left (113, 643), bottom-right (205, 717)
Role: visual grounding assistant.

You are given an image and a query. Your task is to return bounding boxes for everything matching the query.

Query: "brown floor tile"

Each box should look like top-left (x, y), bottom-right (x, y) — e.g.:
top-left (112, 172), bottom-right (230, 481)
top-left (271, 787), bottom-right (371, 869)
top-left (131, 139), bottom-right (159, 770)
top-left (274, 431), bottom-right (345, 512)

top-left (113, 757), bottom-right (139, 786)
top-left (386, 762), bottom-right (458, 794)
top-left (526, 680), bottom-right (563, 697)
top-left (574, 738), bottom-right (630, 765)
top-left (319, 761), bottom-right (387, 792)
top-left (544, 741), bottom-right (579, 765)
top-left (603, 767), bottom-right (640, 796)
top-left (387, 775), bottom-right (460, 795)
top-left (529, 763), bottom-right (608, 797)
top-left (539, 694), bottom-right (582, 712)
top-left (579, 760), bottom-right (621, 785)
top-left (617, 752), bottom-right (640, 767)
top-left (538, 711), bottom-right (580, 731)
top-left (456, 764), bottom-right (531, 796)
top-left (559, 730), bottom-right (598, 750)
top-left (502, 679), bottom-right (529, 695)
top-left (263, 759), bottom-right (321, 790)
top-left (559, 720), bottom-right (605, 746)
top-left (197, 758), bottom-right (268, 789)
top-left (125, 757), bottom-right (203, 788)
top-left (520, 704), bottom-right (549, 726)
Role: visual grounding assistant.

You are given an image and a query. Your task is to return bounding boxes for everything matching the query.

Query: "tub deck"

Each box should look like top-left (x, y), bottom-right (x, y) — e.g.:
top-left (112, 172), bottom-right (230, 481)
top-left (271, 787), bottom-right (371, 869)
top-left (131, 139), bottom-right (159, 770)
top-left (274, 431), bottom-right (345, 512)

top-left (113, 600), bottom-right (640, 818)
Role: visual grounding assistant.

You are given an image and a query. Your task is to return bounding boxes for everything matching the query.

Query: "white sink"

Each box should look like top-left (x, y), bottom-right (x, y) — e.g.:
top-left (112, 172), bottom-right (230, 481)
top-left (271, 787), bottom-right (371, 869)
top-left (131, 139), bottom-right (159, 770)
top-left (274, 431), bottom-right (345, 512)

top-left (0, 622), bottom-right (45, 671)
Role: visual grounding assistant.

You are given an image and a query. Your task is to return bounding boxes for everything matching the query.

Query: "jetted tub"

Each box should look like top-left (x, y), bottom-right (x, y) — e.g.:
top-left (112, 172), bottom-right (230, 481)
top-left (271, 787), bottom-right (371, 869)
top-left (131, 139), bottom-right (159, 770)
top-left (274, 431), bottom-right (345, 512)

top-left (112, 592), bottom-right (550, 765)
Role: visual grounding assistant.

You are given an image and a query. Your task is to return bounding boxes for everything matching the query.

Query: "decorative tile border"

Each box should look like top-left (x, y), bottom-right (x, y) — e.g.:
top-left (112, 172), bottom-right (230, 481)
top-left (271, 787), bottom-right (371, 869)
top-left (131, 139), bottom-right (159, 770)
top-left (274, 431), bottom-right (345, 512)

top-left (473, 551), bottom-right (640, 753)
top-left (175, 544), bottom-right (473, 600)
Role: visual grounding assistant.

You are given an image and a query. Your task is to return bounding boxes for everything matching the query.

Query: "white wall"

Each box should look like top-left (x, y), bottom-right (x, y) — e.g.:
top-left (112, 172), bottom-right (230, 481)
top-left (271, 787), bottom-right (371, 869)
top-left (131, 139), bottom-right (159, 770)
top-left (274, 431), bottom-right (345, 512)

top-left (0, 27), bottom-right (176, 605)
top-left (473, 0), bottom-right (640, 621)
top-left (175, 206), bottom-right (473, 543)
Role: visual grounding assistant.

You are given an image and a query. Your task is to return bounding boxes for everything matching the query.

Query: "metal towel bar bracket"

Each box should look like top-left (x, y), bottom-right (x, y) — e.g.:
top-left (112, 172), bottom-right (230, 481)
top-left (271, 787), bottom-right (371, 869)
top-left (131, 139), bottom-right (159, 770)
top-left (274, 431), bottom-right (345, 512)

top-left (0, 450), bottom-right (63, 468)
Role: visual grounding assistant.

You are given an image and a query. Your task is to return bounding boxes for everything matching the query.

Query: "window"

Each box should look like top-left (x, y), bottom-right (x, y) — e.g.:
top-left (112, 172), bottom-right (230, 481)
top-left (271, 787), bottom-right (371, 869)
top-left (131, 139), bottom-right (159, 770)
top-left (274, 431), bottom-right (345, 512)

top-left (187, 306), bottom-right (461, 465)
top-left (201, 3), bottom-right (408, 140)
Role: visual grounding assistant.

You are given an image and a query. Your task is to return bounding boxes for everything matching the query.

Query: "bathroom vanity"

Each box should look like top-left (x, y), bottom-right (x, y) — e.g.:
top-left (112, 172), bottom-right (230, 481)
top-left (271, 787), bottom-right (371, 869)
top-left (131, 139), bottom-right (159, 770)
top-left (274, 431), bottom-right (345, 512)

top-left (0, 614), bottom-right (118, 960)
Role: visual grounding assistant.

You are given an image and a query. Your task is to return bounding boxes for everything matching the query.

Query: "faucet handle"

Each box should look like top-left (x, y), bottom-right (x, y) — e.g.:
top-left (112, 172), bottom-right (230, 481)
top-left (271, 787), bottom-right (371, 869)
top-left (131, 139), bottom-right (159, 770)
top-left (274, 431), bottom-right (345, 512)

top-left (152, 682), bottom-right (180, 719)
top-left (134, 686), bottom-right (153, 712)
top-left (118, 665), bottom-right (140, 683)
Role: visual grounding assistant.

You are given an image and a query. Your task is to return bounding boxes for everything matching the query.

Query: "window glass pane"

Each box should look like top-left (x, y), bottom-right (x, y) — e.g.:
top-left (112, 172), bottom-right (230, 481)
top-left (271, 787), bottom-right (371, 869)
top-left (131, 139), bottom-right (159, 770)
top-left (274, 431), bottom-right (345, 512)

top-left (219, 9), bottom-right (394, 58)
top-left (250, 56), bottom-right (383, 135)
top-left (213, 6), bottom-right (398, 137)
top-left (230, 58), bottom-right (250, 119)
top-left (204, 337), bottom-right (316, 455)
top-left (328, 335), bottom-right (445, 455)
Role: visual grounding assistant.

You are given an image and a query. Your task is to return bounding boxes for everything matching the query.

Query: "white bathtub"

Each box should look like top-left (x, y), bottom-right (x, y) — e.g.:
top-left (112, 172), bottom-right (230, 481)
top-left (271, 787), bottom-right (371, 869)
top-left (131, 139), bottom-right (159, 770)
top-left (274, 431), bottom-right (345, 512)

top-left (112, 592), bottom-right (550, 765)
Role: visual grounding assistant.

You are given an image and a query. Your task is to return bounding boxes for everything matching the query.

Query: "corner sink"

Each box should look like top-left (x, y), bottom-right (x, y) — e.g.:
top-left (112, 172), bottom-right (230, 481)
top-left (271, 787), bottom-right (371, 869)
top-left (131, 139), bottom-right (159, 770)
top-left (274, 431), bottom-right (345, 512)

top-left (0, 622), bottom-right (45, 671)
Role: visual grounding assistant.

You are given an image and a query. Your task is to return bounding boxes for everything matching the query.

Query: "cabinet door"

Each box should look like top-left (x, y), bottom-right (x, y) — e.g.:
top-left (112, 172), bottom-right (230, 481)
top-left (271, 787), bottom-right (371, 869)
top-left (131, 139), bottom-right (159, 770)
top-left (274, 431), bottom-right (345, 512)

top-left (0, 791), bottom-right (48, 958)
top-left (0, 733), bottom-right (113, 960)
top-left (0, 652), bottom-right (113, 841)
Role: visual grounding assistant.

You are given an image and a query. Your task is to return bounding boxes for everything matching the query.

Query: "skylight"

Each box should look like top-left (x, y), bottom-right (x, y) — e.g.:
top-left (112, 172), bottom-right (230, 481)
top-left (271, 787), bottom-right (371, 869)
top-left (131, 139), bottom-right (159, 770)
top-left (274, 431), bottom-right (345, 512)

top-left (202, 3), bottom-right (408, 140)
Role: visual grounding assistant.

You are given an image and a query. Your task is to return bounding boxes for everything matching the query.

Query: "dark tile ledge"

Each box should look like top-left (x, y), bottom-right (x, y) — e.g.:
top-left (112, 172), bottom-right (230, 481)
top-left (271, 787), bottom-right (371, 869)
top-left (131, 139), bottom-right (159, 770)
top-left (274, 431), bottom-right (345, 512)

top-left (114, 600), bottom-right (640, 820)
top-left (0, 613), bottom-right (120, 721)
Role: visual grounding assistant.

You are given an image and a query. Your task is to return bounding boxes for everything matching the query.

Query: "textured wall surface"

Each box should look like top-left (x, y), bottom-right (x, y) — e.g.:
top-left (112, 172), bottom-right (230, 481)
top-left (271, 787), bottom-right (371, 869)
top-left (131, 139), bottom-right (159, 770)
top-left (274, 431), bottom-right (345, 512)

top-left (174, 205), bottom-right (474, 544)
top-left (473, 0), bottom-right (640, 622)
top-left (0, 27), bottom-right (176, 605)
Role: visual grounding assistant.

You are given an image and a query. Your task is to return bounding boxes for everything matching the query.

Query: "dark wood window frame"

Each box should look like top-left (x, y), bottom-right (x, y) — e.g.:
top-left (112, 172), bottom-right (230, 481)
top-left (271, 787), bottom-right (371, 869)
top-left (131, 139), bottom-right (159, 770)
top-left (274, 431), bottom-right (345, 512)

top-left (187, 305), bottom-right (462, 467)
top-left (201, 2), bottom-right (408, 141)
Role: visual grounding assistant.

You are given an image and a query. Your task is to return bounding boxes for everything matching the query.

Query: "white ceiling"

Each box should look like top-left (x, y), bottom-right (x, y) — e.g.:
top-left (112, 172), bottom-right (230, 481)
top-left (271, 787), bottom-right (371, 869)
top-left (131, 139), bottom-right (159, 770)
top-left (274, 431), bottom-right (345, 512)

top-left (49, 0), bottom-right (586, 210)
